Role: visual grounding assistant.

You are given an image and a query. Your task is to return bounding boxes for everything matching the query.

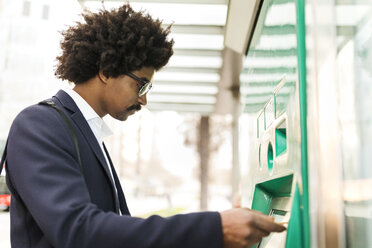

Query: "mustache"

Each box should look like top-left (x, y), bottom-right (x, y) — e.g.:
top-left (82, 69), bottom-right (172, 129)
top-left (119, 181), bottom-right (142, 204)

top-left (127, 104), bottom-right (141, 112)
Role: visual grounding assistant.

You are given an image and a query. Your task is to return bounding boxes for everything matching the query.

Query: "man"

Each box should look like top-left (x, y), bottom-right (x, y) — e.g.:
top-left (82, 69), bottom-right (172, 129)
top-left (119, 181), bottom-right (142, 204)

top-left (3, 4), bottom-right (285, 248)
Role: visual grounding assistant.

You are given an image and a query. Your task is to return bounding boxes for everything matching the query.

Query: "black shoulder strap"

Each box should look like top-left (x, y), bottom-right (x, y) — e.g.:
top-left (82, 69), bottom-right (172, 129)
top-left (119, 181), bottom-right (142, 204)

top-left (39, 100), bottom-right (83, 174)
top-left (0, 139), bottom-right (8, 176)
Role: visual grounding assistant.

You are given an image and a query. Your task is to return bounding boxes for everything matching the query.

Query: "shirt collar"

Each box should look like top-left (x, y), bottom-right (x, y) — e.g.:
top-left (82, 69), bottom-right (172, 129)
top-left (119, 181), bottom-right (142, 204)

top-left (100, 120), bottom-right (113, 140)
top-left (62, 87), bottom-right (113, 141)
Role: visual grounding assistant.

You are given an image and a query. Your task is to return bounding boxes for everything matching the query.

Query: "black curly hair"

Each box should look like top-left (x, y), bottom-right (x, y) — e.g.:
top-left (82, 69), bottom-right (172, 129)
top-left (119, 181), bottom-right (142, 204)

top-left (55, 4), bottom-right (174, 84)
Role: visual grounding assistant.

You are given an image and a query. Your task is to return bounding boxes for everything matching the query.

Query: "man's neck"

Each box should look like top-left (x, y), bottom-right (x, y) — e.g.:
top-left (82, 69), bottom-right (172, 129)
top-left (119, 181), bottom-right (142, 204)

top-left (73, 77), bottom-right (106, 118)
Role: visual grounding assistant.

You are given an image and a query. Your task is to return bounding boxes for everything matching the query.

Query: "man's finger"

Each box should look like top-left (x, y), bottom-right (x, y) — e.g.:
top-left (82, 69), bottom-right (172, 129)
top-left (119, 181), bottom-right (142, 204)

top-left (253, 216), bottom-right (287, 233)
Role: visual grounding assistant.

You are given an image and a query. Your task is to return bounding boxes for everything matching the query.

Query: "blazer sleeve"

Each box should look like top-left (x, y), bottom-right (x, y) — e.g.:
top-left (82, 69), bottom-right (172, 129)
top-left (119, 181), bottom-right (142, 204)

top-left (6, 104), bottom-right (223, 248)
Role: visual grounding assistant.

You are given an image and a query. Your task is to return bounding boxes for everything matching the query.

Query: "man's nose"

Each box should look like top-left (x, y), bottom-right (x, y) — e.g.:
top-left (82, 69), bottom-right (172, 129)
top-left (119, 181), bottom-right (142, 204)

top-left (138, 94), bottom-right (147, 106)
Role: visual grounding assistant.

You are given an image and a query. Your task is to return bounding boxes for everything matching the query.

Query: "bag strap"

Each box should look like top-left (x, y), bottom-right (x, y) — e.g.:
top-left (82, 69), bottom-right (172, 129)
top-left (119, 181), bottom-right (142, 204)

top-left (0, 139), bottom-right (8, 176)
top-left (39, 100), bottom-right (83, 174)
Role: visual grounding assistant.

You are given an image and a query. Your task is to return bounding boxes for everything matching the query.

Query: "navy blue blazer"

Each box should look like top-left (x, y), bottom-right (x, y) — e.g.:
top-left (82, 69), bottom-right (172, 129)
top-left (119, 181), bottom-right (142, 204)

top-left (5, 90), bottom-right (222, 248)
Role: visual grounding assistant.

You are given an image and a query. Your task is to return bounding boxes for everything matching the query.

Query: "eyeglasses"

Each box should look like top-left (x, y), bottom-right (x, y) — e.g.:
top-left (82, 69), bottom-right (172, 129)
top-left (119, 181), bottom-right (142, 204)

top-left (125, 72), bottom-right (152, 97)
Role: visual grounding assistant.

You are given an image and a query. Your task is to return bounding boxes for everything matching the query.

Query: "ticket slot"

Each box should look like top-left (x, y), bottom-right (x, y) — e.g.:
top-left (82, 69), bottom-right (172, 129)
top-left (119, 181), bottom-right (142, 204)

top-left (251, 174), bottom-right (294, 248)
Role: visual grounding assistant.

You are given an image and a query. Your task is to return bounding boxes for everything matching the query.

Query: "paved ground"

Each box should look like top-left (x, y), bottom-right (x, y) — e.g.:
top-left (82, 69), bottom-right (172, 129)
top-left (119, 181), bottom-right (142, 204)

top-left (0, 211), bottom-right (10, 248)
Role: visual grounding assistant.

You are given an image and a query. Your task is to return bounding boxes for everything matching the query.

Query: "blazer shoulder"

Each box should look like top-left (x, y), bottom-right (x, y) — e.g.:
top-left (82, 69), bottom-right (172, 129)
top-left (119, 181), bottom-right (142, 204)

top-left (10, 102), bottom-right (71, 137)
top-left (15, 101), bottom-right (65, 121)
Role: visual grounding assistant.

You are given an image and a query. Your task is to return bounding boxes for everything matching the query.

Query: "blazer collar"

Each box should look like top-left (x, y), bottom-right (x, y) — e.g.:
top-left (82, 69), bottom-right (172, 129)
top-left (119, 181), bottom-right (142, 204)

top-left (54, 89), bottom-right (81, 114)
top-left (52, 90), bottom-right (117, 197)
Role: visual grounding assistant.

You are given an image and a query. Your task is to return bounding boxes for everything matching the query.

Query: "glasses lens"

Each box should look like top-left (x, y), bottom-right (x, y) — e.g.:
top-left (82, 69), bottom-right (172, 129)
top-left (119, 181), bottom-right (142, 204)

top-left (126, 73), bottom-right (152, 97)
top-left (138, 83), bottom-right (152, 97)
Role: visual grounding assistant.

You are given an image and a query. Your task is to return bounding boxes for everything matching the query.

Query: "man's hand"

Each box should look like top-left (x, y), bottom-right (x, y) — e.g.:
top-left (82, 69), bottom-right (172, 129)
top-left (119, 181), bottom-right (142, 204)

top-left (220, 208), bottom-right (286, 248)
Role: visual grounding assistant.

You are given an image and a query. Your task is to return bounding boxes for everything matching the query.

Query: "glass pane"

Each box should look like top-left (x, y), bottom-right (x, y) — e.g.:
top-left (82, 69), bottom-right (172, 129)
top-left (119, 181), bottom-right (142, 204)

top-left (336, 1), bottom-right (372, 247)
top-left (240, 0), bottom-right (298, 113)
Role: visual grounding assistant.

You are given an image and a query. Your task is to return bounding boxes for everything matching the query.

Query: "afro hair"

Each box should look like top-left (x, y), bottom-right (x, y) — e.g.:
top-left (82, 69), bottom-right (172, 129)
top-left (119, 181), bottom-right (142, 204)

top-left (55, 4), bottom-right (174, 84)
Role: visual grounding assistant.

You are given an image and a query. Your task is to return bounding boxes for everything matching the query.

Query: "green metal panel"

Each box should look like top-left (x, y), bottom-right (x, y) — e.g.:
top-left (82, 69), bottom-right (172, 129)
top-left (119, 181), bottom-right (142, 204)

top-left (295, 0), bottom-right (310, 247)
top-left (251, 174), bottom-right (294, 248)
top-left (251, 186), bottom-right (273, 215)
top-left (275, 127), bottom-right (287, 156)
top-left (285, 185), bottom-right (305, 247)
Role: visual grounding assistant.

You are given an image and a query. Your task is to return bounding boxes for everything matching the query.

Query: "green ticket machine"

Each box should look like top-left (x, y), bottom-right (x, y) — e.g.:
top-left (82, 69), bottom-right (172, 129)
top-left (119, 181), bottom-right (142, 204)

top-left (235, 0), bottom-right (310, 247)
top-left (245, 77), bottom-right (305, 248)
top-left (227, 0), bottom-right (372, 247)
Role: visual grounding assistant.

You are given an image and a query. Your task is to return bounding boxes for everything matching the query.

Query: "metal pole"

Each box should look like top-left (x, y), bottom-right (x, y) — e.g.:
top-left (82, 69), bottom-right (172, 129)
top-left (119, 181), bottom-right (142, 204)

top-left (231, 85), bottom-right (240, 202)
top-left (135, 115), bottom-right (142, 196)
top-left (199, 115), bottom-right (209, 211)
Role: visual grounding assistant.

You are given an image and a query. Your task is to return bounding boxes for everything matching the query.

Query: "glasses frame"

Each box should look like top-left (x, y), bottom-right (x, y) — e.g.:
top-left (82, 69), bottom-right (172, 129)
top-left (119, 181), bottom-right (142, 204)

top-left (125, 72), bottom-right (152, 97)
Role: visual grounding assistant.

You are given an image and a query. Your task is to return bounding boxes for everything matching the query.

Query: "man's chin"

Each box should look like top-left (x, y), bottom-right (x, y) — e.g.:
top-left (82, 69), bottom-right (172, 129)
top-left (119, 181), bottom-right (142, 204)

top-left (115, 110), bottom-right (138, 121)
top-left (111, 113), bottom-right (128, 121)
top-left (120, 116), bottom-right (129, 121)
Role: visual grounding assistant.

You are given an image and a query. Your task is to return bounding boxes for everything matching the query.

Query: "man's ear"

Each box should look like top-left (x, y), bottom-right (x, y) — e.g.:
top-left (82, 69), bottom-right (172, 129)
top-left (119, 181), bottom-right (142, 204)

top-left (98, 71), bottom-right (109, 84)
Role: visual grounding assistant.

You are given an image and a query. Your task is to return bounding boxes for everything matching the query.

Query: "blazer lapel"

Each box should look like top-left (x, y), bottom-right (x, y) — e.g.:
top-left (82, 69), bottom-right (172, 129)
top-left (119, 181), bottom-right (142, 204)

top-left (53, 90), bottom-right (117, 193)
top-left (103, 143), bottom-right (130, 215)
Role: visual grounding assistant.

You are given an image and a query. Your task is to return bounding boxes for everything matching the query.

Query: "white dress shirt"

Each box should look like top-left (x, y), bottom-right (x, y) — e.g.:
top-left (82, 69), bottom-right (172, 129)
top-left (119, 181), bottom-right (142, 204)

top-left (62, 87), bottom-right (121, 215)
